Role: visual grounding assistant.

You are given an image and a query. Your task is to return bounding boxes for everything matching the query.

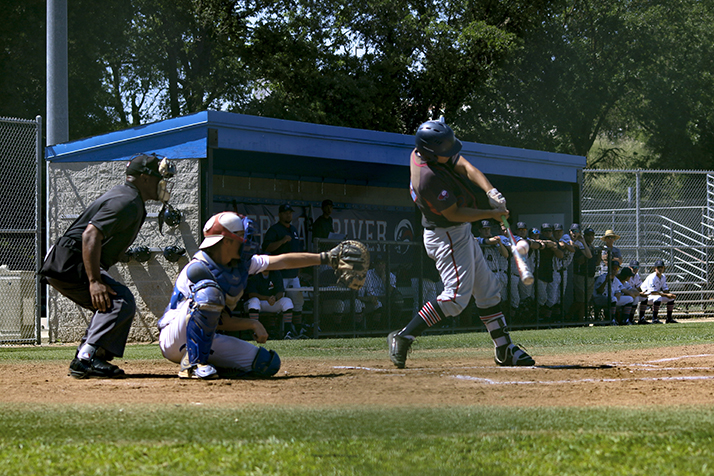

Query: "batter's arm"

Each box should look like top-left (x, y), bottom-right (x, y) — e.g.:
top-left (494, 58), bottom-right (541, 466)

top-left (441, 204), bottom-right (509, 223)
top-left (454, 156), bottom-right (494, 192)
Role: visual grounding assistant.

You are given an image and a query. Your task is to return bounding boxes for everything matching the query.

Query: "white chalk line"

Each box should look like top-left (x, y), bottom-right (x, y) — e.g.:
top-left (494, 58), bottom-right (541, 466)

top-left (452, 374), bottom-right (714, 385)
top-left (334, 353), bottom-right (714, 386)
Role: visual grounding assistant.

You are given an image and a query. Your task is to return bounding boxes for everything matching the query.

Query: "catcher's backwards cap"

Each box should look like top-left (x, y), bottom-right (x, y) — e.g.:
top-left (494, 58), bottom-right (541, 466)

top-left (199, 212), bottom-right (245, 249)
top-left (415, 116), bottom-right (462, 162)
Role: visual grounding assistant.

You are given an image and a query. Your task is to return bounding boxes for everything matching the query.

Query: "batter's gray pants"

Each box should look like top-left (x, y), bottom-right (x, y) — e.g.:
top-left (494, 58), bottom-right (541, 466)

top-left (424, 222), bottom-right (501, 317)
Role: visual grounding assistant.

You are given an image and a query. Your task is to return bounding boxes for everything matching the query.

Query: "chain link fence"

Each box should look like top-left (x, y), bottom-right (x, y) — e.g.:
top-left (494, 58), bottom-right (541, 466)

top-left (0, 116), bottom-right (42, 344)
top-left (582, 169), bottom-right (714, 318)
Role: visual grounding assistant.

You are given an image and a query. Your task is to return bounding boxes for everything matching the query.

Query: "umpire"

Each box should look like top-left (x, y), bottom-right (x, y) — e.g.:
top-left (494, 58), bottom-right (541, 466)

top-left (40, 153), bottom-right (175, 378)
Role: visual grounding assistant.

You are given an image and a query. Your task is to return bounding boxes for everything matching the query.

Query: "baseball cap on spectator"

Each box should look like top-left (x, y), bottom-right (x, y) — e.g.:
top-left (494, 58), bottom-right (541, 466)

top-left (321, 199), bottom-right (333, 208)
top-left (654, 259), bottom-right (666, 268)
top-left (516, 221), bottom-right (527, 229)
top-left (584, 227), bottom-right (595, 235)
top-left (570, 223), bottom-right (581, 232)
top-left (199, 212), bottom-right (244, 249)
top-left (618, 267), bottom-right (634, 279)
top-left (611, 260), bottom-right (621, 269)
top-left (553, 223), bottom-right (563, 231)
top-left (278, 204), bottom-right (294, 213)
top-left (541, 223), bottom-right (553, 232)
top-left (480, 220), bottom-right (491, 228)
top-left (530, 228), bottom-right (540, 235)
top-left (629, 260), bottom-right (640, 269)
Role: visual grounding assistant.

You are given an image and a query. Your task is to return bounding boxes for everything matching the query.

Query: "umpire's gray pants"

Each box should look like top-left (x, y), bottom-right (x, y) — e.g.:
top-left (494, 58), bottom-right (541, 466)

top-left (47, 270), bottom-right (136, 358)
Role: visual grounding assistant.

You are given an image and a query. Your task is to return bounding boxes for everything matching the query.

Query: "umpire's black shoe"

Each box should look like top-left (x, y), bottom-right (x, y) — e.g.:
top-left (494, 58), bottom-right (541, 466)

top-left (69, 357), bottom-right (125, 379)
top-left (388, 331), bottom-right (414, 369)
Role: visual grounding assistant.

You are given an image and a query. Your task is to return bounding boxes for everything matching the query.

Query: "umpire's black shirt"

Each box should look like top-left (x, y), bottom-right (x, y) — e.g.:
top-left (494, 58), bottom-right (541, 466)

top-left (61, 181), bottom-right (147, 270)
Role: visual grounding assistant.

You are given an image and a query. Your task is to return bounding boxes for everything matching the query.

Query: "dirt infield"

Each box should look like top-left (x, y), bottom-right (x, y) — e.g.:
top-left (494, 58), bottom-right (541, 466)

top-left (5, 344), bottom-right (714, 407)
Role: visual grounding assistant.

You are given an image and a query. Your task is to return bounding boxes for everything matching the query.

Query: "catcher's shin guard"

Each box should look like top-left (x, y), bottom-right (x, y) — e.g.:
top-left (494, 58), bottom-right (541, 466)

top-left (185, 279), bottom-right (225, 366)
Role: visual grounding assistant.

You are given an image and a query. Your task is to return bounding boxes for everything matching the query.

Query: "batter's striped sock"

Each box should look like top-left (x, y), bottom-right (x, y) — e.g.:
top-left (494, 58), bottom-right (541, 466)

top-left (480, 305), bottom-right (511, 348)
top-left (652, 302), bottom-right (661, 320)
top-left (399, 299), bottom-right (444, 337)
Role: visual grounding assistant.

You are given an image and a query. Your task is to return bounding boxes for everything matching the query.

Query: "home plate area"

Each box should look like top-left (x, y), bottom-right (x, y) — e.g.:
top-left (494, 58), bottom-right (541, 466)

top-left (333, 350), bottom-right (714, 407)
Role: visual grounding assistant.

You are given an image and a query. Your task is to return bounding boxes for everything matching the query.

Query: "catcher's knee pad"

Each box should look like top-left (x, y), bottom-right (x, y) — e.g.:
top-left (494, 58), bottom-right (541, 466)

top-left (252, 347), bottom-right (281, 378)
top-left (186, 280), bottom-right (225, 365)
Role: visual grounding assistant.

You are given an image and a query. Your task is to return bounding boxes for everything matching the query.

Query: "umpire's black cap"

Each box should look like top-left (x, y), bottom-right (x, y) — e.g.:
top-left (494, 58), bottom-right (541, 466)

top-left (126, 153), bottom-right (162, 178)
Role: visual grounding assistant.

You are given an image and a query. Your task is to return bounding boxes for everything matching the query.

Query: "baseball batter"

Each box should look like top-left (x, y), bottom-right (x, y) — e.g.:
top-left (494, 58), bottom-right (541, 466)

top-left (388, 117), bottom-right (534, 368)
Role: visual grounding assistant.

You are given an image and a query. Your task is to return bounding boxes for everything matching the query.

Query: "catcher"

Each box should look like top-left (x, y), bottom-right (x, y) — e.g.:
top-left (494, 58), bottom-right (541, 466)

top-left (158, 211), bottom-right (368, 379)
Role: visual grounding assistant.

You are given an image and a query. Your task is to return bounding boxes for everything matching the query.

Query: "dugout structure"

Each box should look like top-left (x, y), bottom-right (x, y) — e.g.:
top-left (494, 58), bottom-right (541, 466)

top-left (44, 111), bottom-right (585, 342)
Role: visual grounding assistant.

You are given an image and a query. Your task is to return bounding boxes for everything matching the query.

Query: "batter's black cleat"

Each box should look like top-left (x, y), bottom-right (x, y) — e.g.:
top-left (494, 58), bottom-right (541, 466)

top-left (388, 331), bottom-right (414, 369)
top-left (495, 344), bottom-right (535, 367)
top-left (665, 318), bottom-right (679, 324)
top-left (69, 357), bottom-right (125, 379)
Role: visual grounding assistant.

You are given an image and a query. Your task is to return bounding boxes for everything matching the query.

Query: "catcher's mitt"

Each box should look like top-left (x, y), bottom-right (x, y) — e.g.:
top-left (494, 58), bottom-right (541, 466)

top-left (320, 240), bottom-right (370, 290)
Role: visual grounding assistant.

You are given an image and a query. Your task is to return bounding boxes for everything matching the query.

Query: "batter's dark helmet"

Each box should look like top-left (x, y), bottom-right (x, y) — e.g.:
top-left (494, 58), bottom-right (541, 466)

top-left (415, 116), bottom-right (462, 162)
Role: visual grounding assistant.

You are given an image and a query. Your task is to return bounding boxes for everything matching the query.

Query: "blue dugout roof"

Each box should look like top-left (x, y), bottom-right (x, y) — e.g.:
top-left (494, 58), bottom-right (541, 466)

top-left (45, 110), bottom-right (586, 190)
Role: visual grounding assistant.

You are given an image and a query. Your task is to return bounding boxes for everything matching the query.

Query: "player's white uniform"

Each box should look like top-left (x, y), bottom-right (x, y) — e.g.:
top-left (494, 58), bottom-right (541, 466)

top-left (158, 251), bottom-right (270, 371)
top-left (478, 237), bottom-right (509, 305)
top-left (593, 275), bottom-right (633, 308)
top-left (641, 272), bottom-right (674, 303)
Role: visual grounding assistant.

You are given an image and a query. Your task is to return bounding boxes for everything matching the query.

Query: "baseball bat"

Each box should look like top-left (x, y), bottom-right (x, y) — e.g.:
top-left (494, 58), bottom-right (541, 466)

top-left (500, 216), bottom-right (534, 286)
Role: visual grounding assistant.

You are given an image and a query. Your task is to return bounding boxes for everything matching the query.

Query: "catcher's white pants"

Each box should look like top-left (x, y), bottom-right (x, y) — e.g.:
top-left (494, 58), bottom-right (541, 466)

top-left (424, 223), bottom-right (501, 317)
top-left (159, 301), bottom-right (259, 371)
top-left (245, 296), bottom-right (293, 314)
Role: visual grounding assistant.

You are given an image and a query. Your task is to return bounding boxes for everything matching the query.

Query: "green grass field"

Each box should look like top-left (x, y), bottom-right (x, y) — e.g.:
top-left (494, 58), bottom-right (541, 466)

top-left (3, 322), bottom-right (714, 475)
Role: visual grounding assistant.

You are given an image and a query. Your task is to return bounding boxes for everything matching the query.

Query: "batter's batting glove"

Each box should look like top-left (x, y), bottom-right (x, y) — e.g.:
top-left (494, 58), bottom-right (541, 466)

top-left (487, 188), bottom-right (507, 211)
top-left (320, 240), bottom-right (370, 290)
